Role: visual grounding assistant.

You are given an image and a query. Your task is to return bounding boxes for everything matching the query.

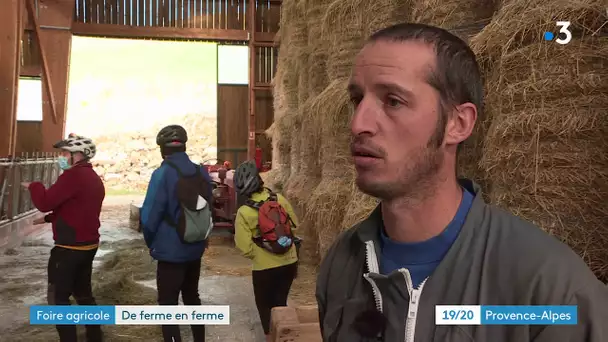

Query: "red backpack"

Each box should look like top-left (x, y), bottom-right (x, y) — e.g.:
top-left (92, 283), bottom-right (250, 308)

top-left (245, 190), bottom-right (296, 254)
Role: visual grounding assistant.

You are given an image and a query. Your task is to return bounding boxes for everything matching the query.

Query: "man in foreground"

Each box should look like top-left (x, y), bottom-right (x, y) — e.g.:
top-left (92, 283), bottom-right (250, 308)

top-left (23, 133), bottom-right (105, 342)
top-left (141, 124), bottom-right (213, 342)
top-left (315, 23), bottom-right (608, 342)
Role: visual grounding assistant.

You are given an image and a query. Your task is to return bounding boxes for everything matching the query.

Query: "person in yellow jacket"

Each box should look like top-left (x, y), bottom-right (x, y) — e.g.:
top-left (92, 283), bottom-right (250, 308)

top-left (233, 160), bottom-right (299, 342)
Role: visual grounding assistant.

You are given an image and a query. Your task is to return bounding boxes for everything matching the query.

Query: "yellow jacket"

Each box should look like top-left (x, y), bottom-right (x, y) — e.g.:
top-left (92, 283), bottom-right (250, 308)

top-left (234, 188), bottom-right (298, 271)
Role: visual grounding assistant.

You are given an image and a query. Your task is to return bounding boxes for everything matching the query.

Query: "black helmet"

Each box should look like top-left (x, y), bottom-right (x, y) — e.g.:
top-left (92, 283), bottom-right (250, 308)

top-left (234, 160), bottom-right (262, 196)
top-left (156, 125), bottom-right (188, 146)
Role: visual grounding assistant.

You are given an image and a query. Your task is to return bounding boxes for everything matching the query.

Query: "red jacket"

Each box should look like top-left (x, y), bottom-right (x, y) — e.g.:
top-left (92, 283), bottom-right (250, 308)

top-left (28, 162), bottom-right (105, 246)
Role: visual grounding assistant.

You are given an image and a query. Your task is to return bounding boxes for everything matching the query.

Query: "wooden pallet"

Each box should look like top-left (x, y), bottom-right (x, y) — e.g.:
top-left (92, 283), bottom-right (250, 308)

top-left (269, 306), bottom-right (321, 342)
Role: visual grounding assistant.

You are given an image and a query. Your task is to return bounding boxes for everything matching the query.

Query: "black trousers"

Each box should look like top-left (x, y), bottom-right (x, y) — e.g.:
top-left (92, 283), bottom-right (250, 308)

top-left (48, 246), bottom-right (103, 342)
top-left (252, 262), bottom-right (298, 335)
top-left (157, 259), bottom-right (205, 342)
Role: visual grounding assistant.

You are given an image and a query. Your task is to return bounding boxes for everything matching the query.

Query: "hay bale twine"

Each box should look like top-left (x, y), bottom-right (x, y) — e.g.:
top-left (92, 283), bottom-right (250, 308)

top-left (471, 1), bottom-right (608, 282)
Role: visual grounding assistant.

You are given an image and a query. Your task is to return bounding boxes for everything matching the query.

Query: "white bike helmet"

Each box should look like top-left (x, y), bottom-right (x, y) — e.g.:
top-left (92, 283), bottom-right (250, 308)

top-left (53, 133), bottom-right (97, 160)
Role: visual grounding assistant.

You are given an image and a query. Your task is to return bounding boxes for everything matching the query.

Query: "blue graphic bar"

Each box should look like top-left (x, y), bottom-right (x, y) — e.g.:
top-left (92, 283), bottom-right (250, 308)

top-left (30, 306), bottom-right (115, 325)
top-left (481, 305), bottom-right (577, 325)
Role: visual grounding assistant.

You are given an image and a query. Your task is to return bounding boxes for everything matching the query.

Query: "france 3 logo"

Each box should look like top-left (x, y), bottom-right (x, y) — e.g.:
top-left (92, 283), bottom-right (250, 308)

top-left (543, 21), bottom-right (572, 45)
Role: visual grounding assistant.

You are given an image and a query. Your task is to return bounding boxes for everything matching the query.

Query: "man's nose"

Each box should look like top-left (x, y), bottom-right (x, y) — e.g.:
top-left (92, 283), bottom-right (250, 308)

top-left (350, 98), bottom-right (378, 136)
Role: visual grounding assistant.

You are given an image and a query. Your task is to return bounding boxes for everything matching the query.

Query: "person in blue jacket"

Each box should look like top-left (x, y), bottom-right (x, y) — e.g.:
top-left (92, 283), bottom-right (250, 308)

top-left (140, 124), bottom-right (212, 342)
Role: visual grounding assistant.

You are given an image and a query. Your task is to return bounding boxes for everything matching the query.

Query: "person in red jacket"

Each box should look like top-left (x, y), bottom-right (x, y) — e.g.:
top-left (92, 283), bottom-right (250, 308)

top-left (22, 133), bottom-right (105, 342)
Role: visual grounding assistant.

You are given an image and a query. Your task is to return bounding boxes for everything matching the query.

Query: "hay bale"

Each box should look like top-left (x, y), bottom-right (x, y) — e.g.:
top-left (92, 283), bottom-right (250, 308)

top-left (264, 123), bottom-right (289, 190)
top-left (322, 0), bottom-right (411, 80)
top-left (284, 113), bottom-right (303, 199)
top-left (307, 0), bottom-right (331, 97)
top-left (341, 185), bottom-right (379, 230)
top-left (307, 177), bottom-right (355, 258)
top-left (287, 100), bottom-right (323, 206)
top-left (301, 78), bottom-right (358, 257)
top-left (470, 0), bottom-right (608, 282)
top-left (410, 0), bottom-right (499, 29)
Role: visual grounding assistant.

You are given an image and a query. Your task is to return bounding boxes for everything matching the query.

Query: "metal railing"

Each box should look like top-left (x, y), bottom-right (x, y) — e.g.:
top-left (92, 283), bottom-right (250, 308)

top-left (0, 153), bottom-right (60, 226)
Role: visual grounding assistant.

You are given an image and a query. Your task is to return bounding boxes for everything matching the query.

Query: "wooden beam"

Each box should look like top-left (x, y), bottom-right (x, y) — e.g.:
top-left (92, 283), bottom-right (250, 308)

top-left (254, 41), bottom-right (275, 48)
top-left (26, 0), bottom-right (58, 125)
top-left (256, 32), bottom-right (275, 43)
top-left (71, 23), bottom-right (249, 42)
top-left (36, 0), bottom-right (75, 152)
top-left (0, 0), bottom-right (23, 157)
top-left (19, 65), bottom-right (42, 78)
top-left (247, 0), bottom-right (256, 160)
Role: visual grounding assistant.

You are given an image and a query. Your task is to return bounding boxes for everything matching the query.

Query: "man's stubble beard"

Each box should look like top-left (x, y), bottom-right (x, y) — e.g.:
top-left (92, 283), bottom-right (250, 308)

top-left (356, 145), bottom-right (443, 201)
top-left (356, 118), bottom-right (446, 201)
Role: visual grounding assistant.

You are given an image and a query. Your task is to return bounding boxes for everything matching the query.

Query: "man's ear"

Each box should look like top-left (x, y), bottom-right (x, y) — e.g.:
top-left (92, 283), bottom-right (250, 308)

top-left (443, 103), bottom-right (477, 145)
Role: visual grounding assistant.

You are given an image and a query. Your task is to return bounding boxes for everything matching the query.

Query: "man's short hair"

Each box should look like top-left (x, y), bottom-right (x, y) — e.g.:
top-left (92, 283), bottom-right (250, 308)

top-left (368, 23), bottom-right (484, 120)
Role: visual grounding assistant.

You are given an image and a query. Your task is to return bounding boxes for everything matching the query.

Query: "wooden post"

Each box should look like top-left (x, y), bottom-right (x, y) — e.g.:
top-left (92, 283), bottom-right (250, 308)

top-left (247, 0), bottom-right (257, 161)
top-left (35, 0), bottom-right (75, 152)
top-left (0, 0), bottom-right (24, 157)
top-left (26, 0), bottom-right (58, 124)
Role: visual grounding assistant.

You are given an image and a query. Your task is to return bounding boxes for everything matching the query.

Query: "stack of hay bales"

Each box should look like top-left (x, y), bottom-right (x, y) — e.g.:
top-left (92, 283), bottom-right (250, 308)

top-left (470, 0), bottom-right (608, 282)
top-left (265, 0), bottom-right (304, 190)
top-left (304, 0), bottom-right (411, 258)
top-left (271, 0), bottom-right (608, 279)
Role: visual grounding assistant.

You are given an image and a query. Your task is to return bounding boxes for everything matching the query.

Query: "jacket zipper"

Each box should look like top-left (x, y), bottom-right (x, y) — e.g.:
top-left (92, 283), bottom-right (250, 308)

top-left (364, 241), bottom-right (428, 342)
top-left (363, 241), bottom-right (383, 312)
top-left (399, 269), bottom-right (428, 342)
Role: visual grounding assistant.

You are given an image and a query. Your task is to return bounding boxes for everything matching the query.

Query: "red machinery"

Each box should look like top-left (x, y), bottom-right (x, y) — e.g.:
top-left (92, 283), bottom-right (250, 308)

top-left (201, 149), bottom-right (270, 233)
top-left (202, 159), bottom-right (237, 234)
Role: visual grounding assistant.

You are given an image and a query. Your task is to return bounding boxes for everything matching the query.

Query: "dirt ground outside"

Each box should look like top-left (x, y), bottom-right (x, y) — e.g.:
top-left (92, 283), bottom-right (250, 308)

top-left (0, 196), bottom-right (316, 342)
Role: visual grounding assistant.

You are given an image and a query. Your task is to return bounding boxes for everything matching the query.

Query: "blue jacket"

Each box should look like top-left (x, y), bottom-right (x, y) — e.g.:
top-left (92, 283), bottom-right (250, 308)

top-left (141, 152), bottom-right (212, 262)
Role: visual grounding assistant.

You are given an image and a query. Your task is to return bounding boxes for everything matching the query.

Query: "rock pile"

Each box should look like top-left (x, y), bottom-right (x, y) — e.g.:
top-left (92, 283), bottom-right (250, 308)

top-left (91, 114), bottom-right (217, 192)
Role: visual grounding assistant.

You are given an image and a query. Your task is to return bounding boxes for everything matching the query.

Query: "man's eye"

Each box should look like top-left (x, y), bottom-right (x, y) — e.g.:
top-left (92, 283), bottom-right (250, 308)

top-left (386, 97), bottom-right (402, 108)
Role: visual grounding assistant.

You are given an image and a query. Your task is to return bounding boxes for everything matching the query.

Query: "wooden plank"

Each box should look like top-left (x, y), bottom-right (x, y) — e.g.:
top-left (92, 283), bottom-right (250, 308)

top-left (161, 0), bottom-right (169, 27)
top-left (217, 85), bottom-right (249, 164)
top-left (151, 0), bottom-right (158, 26)
top-left (256, 31), bottom-right (275, 43)
top-left (20, 65), bottom-right (42, 77)
top-left (0, 0), bottom-right (23, 157)
top-left (255, 92), bottom-right (273, 163)
top-left (201, 0), bottom-right (208, 29)
top-left (138, 0), bottom-right (145, 26)
top-left (117, 0), bottom-right (126, 25)
top-left (188, 0), bottom-right (195, 28)
top-left (15, 122), bottom-right (43, 154)
top-left (267, 2), bottom-right (280, 32)
top-left (113, 0), bottom-right (120, 25)
top-left (75, 0), bottom-right (85, 22)
top-left (125, 0), bottom-right (132, 25)
top-left (71, 22), bottom-right (249, 40)
top-left (36, 0), bottom-right (75, 152)
top-left (175, 0), bottom-right (188, 28)
top-left (26, 0), bottom-right (57, 125)
top-left (213, 0), bottom-right (220, 30)
top-left (247, 0), bottom-right (255, 160)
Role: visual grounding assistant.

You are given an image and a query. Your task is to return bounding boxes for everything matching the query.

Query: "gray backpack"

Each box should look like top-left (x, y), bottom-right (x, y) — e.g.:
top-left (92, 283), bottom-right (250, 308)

top-left (164, 161), bottom-right (213, 243)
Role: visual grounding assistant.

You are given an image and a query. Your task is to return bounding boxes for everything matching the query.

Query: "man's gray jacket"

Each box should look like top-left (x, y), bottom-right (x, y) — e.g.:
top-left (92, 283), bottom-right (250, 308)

top-left (315, 180), bottom-right (608, 341)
